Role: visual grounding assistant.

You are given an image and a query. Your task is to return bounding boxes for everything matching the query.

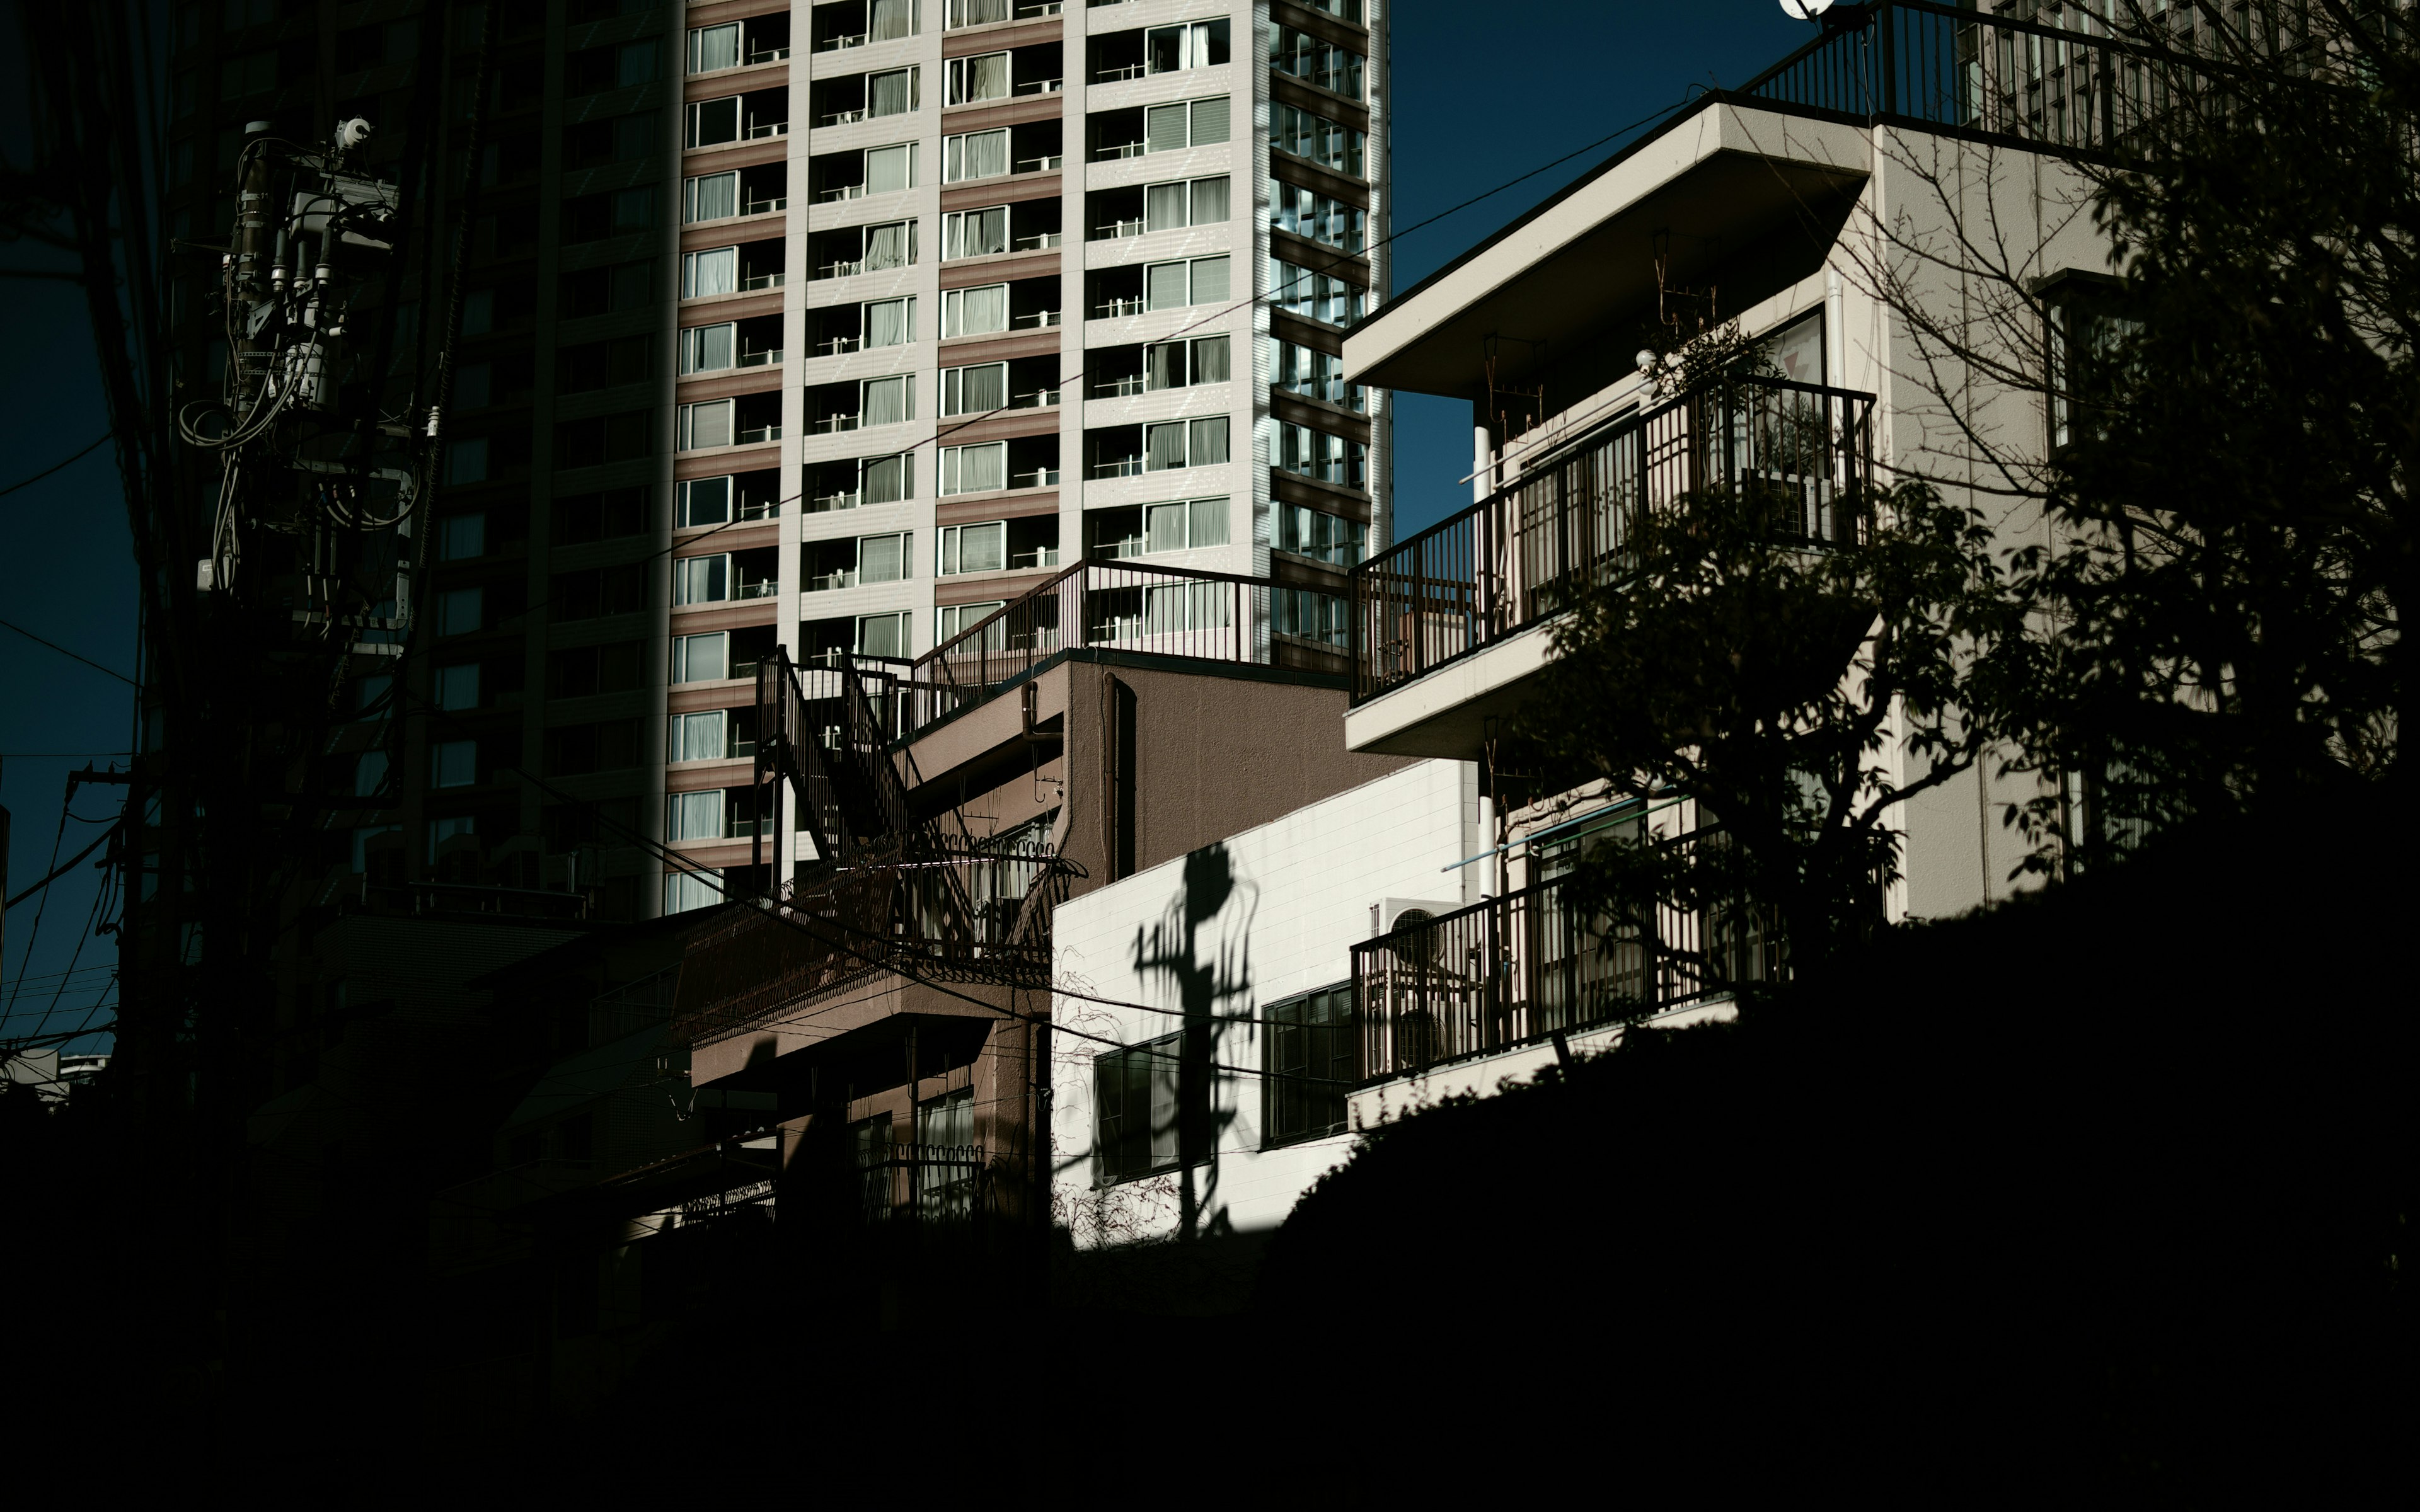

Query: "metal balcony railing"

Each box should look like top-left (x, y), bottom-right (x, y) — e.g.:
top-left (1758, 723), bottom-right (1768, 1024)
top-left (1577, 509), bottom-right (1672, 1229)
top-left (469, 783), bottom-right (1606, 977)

top-left (1092, 218), bottom-right (1144, 241)
top-left (858, 1143), bottom-right (988, 1223)
top-left (1012, 309), bottom-right (1063, 328)
top-left (737, 348), bottom-right (783, 367)
top-left (1353, 835), bottom-right (1782, 1081)
top-left (901, 558), bottom-right (1347, 736)
top-left (740, 271), bottom-right (785, 290)
top-left (1011, 154), bottom-right (1064, 173)
top-left (1352, 375), bottom-right (1874, 704)
top-left (1010, 231), bottom-right (1063, 251)
top-left (742, 195), bottom-right (786, 215)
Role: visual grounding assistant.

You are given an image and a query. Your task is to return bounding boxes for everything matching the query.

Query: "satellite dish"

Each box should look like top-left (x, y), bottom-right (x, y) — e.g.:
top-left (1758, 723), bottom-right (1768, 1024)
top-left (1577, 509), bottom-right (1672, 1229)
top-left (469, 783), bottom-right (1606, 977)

top-left (1780, 0), bottom-right (1835, 18)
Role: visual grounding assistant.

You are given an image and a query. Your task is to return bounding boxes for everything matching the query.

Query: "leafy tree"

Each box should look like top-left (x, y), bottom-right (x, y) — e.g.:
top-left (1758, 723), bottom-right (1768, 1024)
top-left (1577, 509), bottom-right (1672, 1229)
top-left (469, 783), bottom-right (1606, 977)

top-left (1852, 0), bottom-right (2415, 862)
top-left (1521, 329), bottom-right (2018, 989)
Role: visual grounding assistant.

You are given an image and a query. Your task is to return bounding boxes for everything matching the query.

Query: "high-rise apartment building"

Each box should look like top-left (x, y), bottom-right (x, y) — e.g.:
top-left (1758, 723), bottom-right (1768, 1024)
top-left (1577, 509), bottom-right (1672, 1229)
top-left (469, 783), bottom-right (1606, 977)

top-left (159, 0), bottom-right (1387, 927)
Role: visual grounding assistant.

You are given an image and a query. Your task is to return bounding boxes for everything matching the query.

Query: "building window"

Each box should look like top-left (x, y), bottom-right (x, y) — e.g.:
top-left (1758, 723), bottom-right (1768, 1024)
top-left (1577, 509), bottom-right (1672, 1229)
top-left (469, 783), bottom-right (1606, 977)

top-left (1272, 181), bottom-right (1364, 254)
top-left (1275, 500), bottom-right (1368, 565)
top-left (941, 362), bottom-right (1008, 416)
top-left (683, 246), bottom-right (739, 298)
top-left (680, 323), bottom-right (735, 375)
top-left (439, 513), bottom-right (486, 561)
top-left (943, 128), bottom-right (1008, 183)
top-left (666, 870), bottom-right (720, 914)
top-left (861, 452), bottom-right (915, 505)
top-left (667, 789), bottom-right (725, 842)
top-left (1275, 422), bottom-right (1368, 492)
top-left (1270, 26), bottom-right (1363, 99)
top-left (936, 600), bottom-right (1005, 643)
top-left (674, 554), bottom-right (729, 605)
top-left (1274, 585), bottom-right (1349, 649)
top-left (1270, 338), bottom-right (1365, 411)
top-left (1146, 335), bottom-right (1229, 391)
top-left (429, 815), bottom-right (478, 864)
top-left (671, 708), bottom-right (747, 762)
top-left (856, 612), bottom-right (910, 658)
top-left (437, 588), bottom-right (483, 636)
top-left (672, 631), bottom-right (729, 684)
top-left (1094, 1034), bottom-right (1186, 1184)
top-left (678, 399), bottom-right (734, 451)
top-left (941, 284), bottom-right (1008, 338)
top-left (945, 51), bottom-right (1008, 106)
top-left (1144, 175), bottom-right (1229, 232)
top-left (939, 522), bottom-right (1005, 575)
top-left (1143, 95), bottom-right (1228, 154)
top-left (687, 22), bottom-right (740, 74)
top-left (354, 750), bottom-right (389, 798)
top-left (943, 205), bottom-right (1008, 260)
top-left (1143, 416), bottom-right (1229, 472)
top-left (863, 296), bottom-right (917, 348)
top-left (432, 740), bottom-right (478, 789)
top-left (1265, 985), bottom-right (1354, 1145)
top-left (861, 374), bottom-right (914, 427)
top-left (1269, 258), bottom-right (1364, 327)
top-left (940, 441), bottom-right (1008, 496)
top-left (435, 663), bottom-right (480, 711)
top-left (1268, 101), bottom-right (1364, 178)
top-left (868, 66), bottom-right (920, 117)
top-left (861, 141), bottom-right (919, 193)
top-left (1143, 255), bottom-right (1230, 312)
top-left (684, 170), bottom-right (739, 223)
top-left (1147, 19), bottom-right (1230, 73)
top-left (2045, 278), bottom-right (2139, 453)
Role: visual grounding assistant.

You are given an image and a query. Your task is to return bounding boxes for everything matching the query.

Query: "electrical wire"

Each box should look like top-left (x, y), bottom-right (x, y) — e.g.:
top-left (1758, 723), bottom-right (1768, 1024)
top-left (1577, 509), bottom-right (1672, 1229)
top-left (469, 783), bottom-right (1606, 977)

top-left (0, 616), bottom-right (139, 687)
top-left (0, 433), bottom-right (111, 498)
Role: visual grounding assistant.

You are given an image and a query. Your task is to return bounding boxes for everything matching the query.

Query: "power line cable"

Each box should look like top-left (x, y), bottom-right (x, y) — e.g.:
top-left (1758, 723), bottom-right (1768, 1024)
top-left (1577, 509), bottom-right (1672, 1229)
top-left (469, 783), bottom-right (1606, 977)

top-left (3, 819), bottom-right (118, 912)
top-left (0, 616), bottom-right (139, 687)
top-left (0, 433), bottom-right (110, 498)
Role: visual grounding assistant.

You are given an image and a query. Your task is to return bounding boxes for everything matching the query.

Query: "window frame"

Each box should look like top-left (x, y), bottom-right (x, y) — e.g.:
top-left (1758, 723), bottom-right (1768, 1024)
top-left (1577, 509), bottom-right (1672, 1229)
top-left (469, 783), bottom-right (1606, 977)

top-left (1262, 983), bottom-right (1356, 1148)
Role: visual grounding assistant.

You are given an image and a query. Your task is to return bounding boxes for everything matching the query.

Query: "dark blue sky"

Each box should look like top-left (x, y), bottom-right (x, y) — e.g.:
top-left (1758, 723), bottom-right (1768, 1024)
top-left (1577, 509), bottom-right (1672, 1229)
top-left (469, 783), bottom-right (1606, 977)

top-left (0, 0), bottom-right (1818, 1052)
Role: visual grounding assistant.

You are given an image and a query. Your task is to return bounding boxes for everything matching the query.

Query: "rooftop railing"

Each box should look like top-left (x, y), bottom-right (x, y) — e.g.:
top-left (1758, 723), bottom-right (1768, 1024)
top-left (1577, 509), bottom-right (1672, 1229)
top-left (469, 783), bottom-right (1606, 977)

top-left (1351, 375), bottom-right (1873, 704)
top-left (1737, 0), bottom-right (2180, 159)
top-left (901, 558), bottom-right (1348, 737)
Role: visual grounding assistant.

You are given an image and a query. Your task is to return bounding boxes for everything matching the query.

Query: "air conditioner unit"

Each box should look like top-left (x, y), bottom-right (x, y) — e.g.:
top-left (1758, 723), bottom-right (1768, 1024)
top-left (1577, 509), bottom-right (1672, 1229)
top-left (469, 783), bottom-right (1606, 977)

top-left (1375, 898), bottom-right (1461, 937)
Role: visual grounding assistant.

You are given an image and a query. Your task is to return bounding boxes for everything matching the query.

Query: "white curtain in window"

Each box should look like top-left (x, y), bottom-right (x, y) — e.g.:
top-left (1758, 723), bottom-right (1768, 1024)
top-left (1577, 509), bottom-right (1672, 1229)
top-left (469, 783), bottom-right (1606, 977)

top-left (684, 246), bottom-right (737, 297)
top-left (957, 52), bottom-right (1008, 104)
top-left (863, 452), bottom-right (913, 504)
top-left (943, 442), bottom-right (1007, 495)
top-left (863, 219), bottom-right (911, 270)
top-left (1188, 497), bottom-right (1229, 547)
top-left (1190, 176), bottom-right (1230, 224)
top-left (869, 0), bottom-right (916, 43)
top-left (1189, 255), bottom-right (1230, 304)
top-left (689, 23), bottom-right (739, 74)
top-left (864, 297), bottom-right (914, 348)
top-left (681, 323), bottom-right (735, 374)
top-left (946, 129), bottom-right (1008, 182)
top-left (1144, 422), bottom-right (1189, 471)
top-left (862, 375), bottom-right (911, 427)
top-left (685, 171), bottom-right (737, 222)
top-left (669, 790), bottom-right (723, 841)
top-left (678, 711), bottom-right (727, 762)
top-left (945, 284), bottom-right (1008, 337)
top-left (859, 533), bottom-right (907, 583)
top-left (1192, 335), bottom-right (1230, 384)
top-left (868, 66), bottom-right (918, 117)
top-left (1145, 261), bottom-right (1190, 311)
top-left (1144, 103), bottom-right (1190, 155)
top-left (946, 207), bottom-right (1006, 260)
top-left (865, 143), bottom-right (915, 193)
top-left (1144, 182), bottom-right (1189, 232)
top-left (1188, 415), bottom-right (1230, 466)
top-left (947, 362), bottom-right (1007, 415)
top-left (1145, 502), bottom-right (1189, 553)
top-left (1145, 342), bottom-right (1183, 391)
top-left (951, 522), bottom-right (1006, 573)
top-left (857, 613), bottom-right (908, 657)
top-left (675, 554), bottom-right (728, 605)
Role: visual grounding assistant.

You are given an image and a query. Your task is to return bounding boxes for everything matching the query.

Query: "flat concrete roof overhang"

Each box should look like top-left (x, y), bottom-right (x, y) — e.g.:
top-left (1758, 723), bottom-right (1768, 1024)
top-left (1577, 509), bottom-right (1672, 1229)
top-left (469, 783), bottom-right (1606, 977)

top-left (1343, 619), bottom-right (1559, 762)
top-left (1345, 103), bottom-right (1872, 401)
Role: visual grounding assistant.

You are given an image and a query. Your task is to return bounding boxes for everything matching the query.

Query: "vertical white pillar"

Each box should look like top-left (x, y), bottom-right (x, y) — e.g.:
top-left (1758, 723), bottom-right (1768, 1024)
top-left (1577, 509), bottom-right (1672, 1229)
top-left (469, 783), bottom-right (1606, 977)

top-left (1472, 420), bottom-right (1492, 502)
